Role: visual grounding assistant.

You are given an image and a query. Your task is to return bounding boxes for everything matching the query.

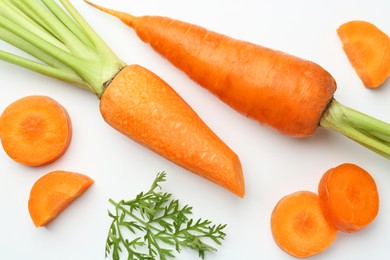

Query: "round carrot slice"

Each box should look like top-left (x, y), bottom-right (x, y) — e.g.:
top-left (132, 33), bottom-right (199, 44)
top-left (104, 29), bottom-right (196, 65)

top-left (271, 191), bottom-right (337, 258)
top-left (0, 95), bottom-right (72, 166)
top-left (318, 163), bottom-right (379, 233)
top-left (28, 170), bottom-right (94, 227)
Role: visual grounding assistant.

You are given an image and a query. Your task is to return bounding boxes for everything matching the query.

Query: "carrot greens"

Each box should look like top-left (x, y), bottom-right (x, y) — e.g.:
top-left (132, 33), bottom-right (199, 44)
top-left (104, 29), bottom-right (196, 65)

top-left (0, 0), bottom-right (126, 96)
top-left (106, 172), bottom-right (227, 260)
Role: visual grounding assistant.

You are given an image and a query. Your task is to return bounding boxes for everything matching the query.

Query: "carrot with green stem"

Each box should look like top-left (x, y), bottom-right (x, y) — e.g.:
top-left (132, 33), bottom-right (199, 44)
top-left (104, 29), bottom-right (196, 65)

top-left (0, 0), bottom-right (244, 197)
top-left (85, 1), bottom-right (390, 159)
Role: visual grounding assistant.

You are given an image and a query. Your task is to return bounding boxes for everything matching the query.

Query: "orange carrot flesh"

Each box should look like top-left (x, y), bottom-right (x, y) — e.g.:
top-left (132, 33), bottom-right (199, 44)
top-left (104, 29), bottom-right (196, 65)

top-left (318, 163), bottom-right (379, 233)
top-left (85, 1), bottom-right (336, 137)
top-left (101, 65), bottom-right (245, 197)
top-left (271, 191), bottom-right (337, 258)
top-left (28, 170), bottom-right (94, 227)
top-left (0, 96), bottom-right (72, 166)
top-left (337, 20), bottom-right (390, 88)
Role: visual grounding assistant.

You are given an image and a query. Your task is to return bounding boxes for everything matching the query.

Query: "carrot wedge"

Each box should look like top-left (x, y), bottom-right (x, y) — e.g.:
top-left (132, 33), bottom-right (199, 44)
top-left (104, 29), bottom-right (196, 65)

top-left (337, 20), bottom-right (390, 88)
top-left (0, 96), bottom-right (72, 166)
top-left (28, 170), bottom-right (94, 227)
top-left (271, 191), bottom-right (337, 258)
top-left (318, 163), bottom-right (379, 233)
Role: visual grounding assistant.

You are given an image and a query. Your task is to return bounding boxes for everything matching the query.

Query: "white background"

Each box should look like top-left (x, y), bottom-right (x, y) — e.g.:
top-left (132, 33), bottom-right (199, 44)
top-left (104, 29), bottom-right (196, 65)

top-left (1, 0), bottom-right (390, 259)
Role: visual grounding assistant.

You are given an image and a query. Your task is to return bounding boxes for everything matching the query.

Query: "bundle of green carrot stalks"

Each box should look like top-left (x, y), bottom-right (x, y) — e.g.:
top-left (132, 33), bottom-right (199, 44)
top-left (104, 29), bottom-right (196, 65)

top-left (0, 0), bottom-right (390, 200)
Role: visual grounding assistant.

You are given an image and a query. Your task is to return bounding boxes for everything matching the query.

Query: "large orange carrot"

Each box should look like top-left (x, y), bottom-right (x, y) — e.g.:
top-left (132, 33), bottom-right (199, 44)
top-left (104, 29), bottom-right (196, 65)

top-left (101, 65), bottom-right (244, 196)
top-left (271, 191), bottom-right (337, 258)
top-left (0, 95), bottom-right (71, 166)
top-left (0, 0), bottom-right (244, 197)
top-left (28, 170), bottom-right (94, 227)
top-left (85, 2), bottom-right (390, 160)
top-left (337, 20), bottom-right (390, 88)
top-left (318, 163), bottom-right (379, 233)
top-left (85, 1), bottom-right (335, 137)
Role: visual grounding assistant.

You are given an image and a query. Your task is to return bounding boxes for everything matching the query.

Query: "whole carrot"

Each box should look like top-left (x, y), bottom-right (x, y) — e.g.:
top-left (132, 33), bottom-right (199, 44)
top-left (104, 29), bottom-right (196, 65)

top-left (0, 0), bottom-right (244, 197)
top-left (85, 1), bottom-right (390, 159)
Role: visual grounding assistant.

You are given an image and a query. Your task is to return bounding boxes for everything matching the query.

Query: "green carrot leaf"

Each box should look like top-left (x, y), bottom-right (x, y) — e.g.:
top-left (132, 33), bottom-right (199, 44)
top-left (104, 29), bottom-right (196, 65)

top-left (105, 172), bottom-right (227, 260)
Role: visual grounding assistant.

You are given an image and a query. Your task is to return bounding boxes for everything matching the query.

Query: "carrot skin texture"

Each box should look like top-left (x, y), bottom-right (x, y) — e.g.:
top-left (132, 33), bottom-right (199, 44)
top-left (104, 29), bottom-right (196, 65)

top-left (0, 95), bottom-right (72, 166)
top-left (318, 163), bottom-right (379, 233)
top-left (271, 191), bottom-right (337, 258)
top-left (337, 21), bottom-right (390, 88)
top-left (28, 170), bottom-right (94, 227)
top-left (87, 4), bottom-right (337, 137)
top-left (100, 65), bottom-right (245, 197)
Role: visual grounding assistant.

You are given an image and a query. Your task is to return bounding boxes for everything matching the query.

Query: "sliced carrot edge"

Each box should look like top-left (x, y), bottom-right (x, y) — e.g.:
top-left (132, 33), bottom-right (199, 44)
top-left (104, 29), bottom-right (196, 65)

top-left (28, 170), bottom-right (94, 227)
top-left (0, 95), bottom-right (72, 166)
top-left (271, 191), bottom-right (337, 258)
top-left (318, 163), bottom-right (379, 233)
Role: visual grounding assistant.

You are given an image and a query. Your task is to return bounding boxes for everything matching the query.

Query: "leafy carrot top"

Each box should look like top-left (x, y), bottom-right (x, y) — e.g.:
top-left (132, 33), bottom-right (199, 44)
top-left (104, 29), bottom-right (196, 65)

top-left (106, 172), bottom-right (227, 260)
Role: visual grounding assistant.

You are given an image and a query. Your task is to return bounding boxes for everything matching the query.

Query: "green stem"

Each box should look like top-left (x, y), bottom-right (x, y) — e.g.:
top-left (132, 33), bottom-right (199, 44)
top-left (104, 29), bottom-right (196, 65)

top-left (41, 0), bottom-right (94, 48)
top-left (114, 205), bottom-right (134, 256)
top-left (0, 50), bottom-right (87, 87)
top-left (21, 0), bottom-right (92, 57)
top-left (320, 99), bottom-right (390, 159)
top-left (0, 0), bottom-right (67, 51)
top-left (0, 0), bottom-right (126, 97)
top-left (109, 199), bottom-right (163, 234)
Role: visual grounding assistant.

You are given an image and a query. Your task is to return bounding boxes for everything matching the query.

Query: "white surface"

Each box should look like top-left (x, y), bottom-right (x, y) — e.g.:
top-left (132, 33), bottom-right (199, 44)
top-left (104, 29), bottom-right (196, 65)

top-left (1, 0), bottom-right (390, 259)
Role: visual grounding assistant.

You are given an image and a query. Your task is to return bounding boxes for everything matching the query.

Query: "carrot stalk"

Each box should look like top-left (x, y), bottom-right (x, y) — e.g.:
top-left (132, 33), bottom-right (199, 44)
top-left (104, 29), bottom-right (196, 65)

top-left (0, 0), bottom-right (244, 197)
top-left (320, 100), bottom-right (390, 158)
top-left (318, 163), bottom-right (379, 233)
top-left (0, 95), bottom-right (72, 166)
top-left (84, 2), bottom-right (390, 160)
top-left (271, 191), bottom-right (337, 258)
top-left (28, 170), bottom-right (94, 227)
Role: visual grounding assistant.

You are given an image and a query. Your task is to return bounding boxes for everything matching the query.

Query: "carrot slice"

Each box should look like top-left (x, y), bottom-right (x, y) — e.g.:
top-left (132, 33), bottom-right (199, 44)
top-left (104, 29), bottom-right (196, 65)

top-left (271, 191), bottom-right (337, 258)
top-left (0, 95), bottom-right (72, 166)
top-left (337, 20), bottom-right (390, 88)
top-left (318, 163), bottom-right (379, 233)
top-left (28, 170), bottom-right (94, 227)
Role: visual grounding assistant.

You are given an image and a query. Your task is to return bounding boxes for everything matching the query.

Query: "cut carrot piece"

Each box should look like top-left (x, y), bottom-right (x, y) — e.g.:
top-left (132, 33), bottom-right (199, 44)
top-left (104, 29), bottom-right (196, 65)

top-left (28, 170), bottom-right (94, 227)
top-left (271, 191), bottom-right (337, 258)
top-left (0, 95), bottom-right (72, 166)
top-left (318, 163), bottom-right (379, 233)
top-left (337, 20), bottom-right (390, 88)
top-left (100, 65), bottom-right (244, 197)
